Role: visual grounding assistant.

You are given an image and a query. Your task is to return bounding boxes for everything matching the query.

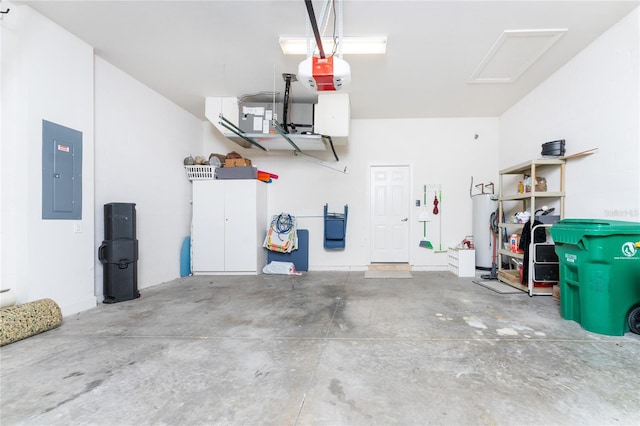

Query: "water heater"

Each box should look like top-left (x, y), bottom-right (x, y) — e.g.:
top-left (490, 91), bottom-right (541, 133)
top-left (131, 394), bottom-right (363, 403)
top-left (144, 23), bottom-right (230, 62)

top-left (472, 194), bottom-right (498, 270)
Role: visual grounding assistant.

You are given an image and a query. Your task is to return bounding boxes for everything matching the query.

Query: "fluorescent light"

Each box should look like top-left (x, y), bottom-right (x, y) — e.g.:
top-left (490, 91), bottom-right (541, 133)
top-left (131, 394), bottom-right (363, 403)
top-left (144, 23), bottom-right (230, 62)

top-left (279, 36), bottom-right (387, 55)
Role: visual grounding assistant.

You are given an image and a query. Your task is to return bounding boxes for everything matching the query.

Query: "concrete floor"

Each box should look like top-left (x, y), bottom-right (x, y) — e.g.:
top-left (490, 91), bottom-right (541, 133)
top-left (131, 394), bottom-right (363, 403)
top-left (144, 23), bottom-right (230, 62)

top-left (1, 271), bottom-right (639, 426)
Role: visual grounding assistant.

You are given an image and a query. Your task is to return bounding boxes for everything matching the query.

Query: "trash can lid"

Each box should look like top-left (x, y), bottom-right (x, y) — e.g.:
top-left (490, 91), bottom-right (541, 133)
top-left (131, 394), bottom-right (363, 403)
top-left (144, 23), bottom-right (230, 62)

top-left (551, 219), bottom-right (640, 236)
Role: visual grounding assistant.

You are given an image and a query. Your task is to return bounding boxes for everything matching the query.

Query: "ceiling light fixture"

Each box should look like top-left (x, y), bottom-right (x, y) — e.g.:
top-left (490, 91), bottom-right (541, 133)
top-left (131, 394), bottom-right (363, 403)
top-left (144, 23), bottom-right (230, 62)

top-left (280, 36), bottom-right (387, 55)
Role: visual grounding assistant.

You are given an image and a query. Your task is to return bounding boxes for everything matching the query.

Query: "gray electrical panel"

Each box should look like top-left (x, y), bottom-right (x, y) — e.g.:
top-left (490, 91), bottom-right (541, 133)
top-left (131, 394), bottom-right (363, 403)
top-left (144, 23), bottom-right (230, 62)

top-left (42, 120), bottom-right (82, 220)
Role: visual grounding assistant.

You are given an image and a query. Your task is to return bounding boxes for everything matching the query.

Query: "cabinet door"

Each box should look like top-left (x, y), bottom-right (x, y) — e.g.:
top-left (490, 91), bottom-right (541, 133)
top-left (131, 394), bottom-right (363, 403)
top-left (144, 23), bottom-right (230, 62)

top-left (191, 180), bottom-right (225, 271)
top-left (223, 180), bottom-right (258, 271)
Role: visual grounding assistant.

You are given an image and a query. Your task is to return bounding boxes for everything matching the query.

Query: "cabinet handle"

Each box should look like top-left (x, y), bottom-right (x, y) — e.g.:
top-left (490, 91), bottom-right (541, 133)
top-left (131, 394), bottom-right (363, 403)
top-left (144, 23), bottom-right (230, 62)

top-left (401, 218), bottom-right (408, 222)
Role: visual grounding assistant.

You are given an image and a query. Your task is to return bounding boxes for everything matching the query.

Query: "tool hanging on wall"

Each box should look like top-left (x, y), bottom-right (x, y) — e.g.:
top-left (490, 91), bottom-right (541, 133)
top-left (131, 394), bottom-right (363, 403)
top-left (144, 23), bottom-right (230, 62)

top-left (433, 192), bottom-right (439, 215)
top-left (419, 185), bottom-right (433, 249)
top-left (434, 187), bottom-right (447, 253)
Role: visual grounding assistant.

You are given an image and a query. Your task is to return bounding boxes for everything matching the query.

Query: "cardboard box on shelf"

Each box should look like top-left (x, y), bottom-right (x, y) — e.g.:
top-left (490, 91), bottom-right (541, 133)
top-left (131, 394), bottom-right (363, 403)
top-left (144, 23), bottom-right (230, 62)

top-left (224, 157), bottom-right (252, 167)
top-left (524, 176), bottom-right (547, 192)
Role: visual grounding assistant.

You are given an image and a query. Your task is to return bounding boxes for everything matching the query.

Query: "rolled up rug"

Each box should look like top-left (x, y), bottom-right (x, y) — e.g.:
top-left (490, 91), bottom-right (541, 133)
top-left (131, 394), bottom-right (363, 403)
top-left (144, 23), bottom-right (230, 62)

top-left (0, 298), bottom-right (63, 346)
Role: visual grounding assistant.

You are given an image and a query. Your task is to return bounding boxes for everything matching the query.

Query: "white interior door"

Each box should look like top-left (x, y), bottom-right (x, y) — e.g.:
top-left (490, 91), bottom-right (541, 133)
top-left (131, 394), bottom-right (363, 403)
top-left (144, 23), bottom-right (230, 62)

top-left (370, 166), bottom-right (410, 263)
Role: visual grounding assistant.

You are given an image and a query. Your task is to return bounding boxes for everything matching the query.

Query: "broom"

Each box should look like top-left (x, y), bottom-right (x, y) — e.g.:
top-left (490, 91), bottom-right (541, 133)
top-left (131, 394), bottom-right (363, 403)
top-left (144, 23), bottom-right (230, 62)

top-left (419, 185), bottom-right (433, 249)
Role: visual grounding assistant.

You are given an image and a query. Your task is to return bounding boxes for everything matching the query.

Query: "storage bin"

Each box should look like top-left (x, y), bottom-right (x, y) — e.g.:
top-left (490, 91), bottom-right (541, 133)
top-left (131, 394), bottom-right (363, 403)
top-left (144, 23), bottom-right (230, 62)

top-left (185, 165), bottom-right (214, 180)
top-left (215, 166), bottom-right (257, 180)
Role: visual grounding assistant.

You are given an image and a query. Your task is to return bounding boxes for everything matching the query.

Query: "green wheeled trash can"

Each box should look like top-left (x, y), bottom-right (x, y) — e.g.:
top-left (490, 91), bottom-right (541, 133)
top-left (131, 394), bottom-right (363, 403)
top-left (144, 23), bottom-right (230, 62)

top-left (550, 219), bottom-right (640, 336)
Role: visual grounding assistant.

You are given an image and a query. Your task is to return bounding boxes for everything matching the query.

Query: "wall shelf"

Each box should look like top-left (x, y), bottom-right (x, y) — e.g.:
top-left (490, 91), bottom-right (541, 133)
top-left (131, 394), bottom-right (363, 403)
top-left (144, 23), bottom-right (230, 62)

top-left (219, 114), bottom-right (339, 160)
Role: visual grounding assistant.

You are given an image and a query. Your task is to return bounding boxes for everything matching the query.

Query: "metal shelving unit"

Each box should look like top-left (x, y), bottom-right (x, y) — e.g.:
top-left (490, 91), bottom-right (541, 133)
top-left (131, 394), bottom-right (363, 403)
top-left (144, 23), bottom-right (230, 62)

top-left (497, 158), bottom-right (565, 295)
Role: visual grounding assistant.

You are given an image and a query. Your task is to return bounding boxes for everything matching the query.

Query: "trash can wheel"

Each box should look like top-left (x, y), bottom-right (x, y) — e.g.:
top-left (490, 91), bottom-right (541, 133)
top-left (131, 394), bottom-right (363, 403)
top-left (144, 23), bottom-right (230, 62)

top-left (627, 305), bottom-right (640, 335)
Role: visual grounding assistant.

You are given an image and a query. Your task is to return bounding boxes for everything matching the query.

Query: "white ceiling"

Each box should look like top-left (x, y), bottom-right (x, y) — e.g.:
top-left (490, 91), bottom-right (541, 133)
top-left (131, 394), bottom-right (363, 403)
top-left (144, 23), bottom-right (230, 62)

top-left (17, 0), bottom-right (639, 120)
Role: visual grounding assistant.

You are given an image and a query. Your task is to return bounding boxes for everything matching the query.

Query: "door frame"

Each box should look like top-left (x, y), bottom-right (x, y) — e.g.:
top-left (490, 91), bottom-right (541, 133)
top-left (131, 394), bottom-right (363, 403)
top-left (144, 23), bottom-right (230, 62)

top-left (369, 164), bottom-right (412, 264)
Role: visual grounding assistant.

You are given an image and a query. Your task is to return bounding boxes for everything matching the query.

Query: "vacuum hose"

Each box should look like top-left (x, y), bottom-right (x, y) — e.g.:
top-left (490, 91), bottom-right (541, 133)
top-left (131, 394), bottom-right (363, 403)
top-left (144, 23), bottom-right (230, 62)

top-left (489, 209), bottom-right (499, 235)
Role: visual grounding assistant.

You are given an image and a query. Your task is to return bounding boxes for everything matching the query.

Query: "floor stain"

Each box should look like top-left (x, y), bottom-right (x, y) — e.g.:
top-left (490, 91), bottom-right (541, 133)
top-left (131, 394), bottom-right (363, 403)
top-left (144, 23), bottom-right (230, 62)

top-left (254, 369), bottom-right (270, 379)
top-left (42, 379), bottom-right (104, 414)
top-left (328, 379), bottom-right (372, 420)
top-left (496, 328), bottom-right (519, 336)
top-left (63, 371), bottom-right (84, 379)
top-left (329, 378), bottom-right (346, 400)
top-left (463, 317), bottom-right (488, 329)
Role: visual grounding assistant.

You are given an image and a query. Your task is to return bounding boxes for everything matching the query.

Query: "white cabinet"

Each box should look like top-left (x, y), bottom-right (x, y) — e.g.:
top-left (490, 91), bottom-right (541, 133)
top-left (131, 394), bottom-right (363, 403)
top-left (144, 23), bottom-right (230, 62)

top-left (448, 248), bottom-right (476, 277)
top-left (191, 180), bottom-right (267, 274)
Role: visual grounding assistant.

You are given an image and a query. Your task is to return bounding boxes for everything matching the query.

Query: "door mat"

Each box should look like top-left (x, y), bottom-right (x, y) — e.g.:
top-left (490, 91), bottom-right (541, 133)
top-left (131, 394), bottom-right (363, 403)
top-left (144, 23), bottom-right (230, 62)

top-left (365, 270), bottom-right (413, 279)
top-left (472, 280), bottom-right (524, 294)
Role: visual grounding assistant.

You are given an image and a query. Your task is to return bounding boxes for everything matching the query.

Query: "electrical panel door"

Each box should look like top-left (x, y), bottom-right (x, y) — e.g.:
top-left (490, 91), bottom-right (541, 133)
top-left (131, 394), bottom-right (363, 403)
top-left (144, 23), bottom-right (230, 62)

top-left (42, 120), bottom-right (82, 219)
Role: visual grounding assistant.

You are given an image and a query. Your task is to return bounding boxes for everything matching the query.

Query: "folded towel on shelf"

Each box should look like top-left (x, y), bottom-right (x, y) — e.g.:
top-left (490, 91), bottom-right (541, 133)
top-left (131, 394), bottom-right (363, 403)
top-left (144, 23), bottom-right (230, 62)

top-left (263, 213), bottom-right (298, 253)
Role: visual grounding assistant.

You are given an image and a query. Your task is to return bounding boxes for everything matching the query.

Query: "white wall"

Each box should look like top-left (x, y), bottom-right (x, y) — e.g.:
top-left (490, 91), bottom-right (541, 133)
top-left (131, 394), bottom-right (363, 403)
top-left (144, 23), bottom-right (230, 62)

top-left (94, 57), bottom-right (202, 299)
top-left (0, 4), bottom-right (96, 314)
top-left (500, 7), bottom-right (640, 221)
top-left (203, 116), bottom-right (499, 270)
top-left (0, 7), bottom-right (5, 295)
top-left (0, 5), bottom-right (202, 315)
